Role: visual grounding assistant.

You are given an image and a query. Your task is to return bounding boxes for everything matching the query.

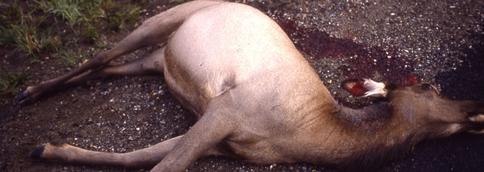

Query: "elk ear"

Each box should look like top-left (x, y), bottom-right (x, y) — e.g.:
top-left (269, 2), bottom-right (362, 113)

top-left (342, 79), bottom-right (387, 97)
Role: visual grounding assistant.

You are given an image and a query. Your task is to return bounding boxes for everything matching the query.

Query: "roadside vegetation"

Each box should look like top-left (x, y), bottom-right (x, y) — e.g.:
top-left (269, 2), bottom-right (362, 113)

top-left (0, 0), bottom-right (148, 96)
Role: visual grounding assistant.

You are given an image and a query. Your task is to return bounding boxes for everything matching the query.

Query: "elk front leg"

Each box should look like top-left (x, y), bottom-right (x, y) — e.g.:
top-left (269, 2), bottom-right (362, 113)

top-left (31, 136), bottom-right (182, 168)
top-left (151, 105), bottom-right (236, 172)
top-left (31, 134), bottom-right (228, 168)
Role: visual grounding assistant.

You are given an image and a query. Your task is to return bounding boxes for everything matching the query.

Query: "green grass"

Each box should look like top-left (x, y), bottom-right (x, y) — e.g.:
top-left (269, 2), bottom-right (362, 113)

top-left (0, 70), bottom-right (28, 96)
top-left (2, 15), bottom-right (61, 57)
top-left (0, 1), bottom-right (144, 97)
top-left (0, 0), bottom-right (146, 95)
top-left (105, 3), bottom-right (140, 31)
top-left (36, 0), bottom-right (84, 26)
top-left (8, 24), bottom-right (41, 55)
top-left (1, 1), bottom-right (44, 56)
top-left (1, 0), bottom-right (143, 61)
top-left (57, 48), bottom-right (82, 66)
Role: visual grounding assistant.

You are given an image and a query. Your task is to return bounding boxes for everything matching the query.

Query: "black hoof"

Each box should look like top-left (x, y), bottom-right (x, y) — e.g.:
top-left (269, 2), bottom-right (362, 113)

top-left (14, 90), bottom-right (32, 106)
top-left (30, 144), bottom-right (45, 159)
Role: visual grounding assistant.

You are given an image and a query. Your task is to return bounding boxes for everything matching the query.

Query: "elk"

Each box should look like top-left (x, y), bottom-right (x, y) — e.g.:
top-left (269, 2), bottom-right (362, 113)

top-left (17, 1), bottom-right (483, 171)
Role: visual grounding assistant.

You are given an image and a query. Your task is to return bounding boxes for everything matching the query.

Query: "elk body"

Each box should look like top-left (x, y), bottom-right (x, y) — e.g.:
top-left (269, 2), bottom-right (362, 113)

top-left (18, 1), bottom-right (483, 171)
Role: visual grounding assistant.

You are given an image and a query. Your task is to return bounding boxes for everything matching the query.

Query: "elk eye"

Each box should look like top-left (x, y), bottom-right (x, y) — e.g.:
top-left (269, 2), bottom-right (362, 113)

top-left (420, 83), bottom-right (440, 95)
top-left (421, 83), bottom-right (432, 91)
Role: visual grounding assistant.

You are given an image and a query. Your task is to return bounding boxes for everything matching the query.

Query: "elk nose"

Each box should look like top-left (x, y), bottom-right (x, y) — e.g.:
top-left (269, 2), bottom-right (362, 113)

top-left (469, 114), bottom-right (484, 123)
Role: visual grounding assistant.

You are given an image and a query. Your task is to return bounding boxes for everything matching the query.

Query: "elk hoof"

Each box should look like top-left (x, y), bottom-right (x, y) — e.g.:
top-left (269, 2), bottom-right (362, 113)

top-left (14, 89), bottom-right (33, 106)
top-left (30, 144), bottom-right (46, 159)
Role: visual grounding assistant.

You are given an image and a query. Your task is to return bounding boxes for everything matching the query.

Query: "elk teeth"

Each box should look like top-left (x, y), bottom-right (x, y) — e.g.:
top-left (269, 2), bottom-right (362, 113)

top-left (362, 79), bottom-right (387, 97)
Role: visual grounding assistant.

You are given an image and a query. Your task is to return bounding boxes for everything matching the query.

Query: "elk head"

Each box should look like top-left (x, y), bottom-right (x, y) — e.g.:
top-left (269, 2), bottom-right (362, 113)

top-left (342, 78), bottom-right (484, 138)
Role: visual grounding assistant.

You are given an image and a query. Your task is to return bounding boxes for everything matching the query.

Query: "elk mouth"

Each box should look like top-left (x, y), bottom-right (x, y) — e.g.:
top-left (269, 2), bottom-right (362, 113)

top-left (341, 78), bottom-right (388, 97)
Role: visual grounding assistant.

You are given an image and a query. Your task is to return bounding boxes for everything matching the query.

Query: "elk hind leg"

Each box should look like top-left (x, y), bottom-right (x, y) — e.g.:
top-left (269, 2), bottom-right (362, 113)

top-left (16, 0), bottom-right (221, 104)
top-left (64, 48), bottom-right (166, 86)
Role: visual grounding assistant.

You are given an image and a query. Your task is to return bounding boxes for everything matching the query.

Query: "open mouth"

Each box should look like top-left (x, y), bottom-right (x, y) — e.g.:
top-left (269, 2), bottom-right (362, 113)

top-left (341, 78), bottom-right (387, 97)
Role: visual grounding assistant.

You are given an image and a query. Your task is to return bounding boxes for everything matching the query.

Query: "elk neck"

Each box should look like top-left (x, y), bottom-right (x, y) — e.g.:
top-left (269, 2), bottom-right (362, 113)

top-left (291, 95), bottom-right (425, 168)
